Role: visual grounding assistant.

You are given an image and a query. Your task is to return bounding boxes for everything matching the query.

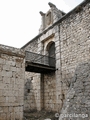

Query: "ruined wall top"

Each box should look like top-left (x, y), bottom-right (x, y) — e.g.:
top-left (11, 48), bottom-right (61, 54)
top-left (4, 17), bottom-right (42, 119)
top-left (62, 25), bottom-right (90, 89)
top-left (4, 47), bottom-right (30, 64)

top-left (0, 44), bottom-right (25, 58)
top-left (39, 2), bottom-right (65, 33)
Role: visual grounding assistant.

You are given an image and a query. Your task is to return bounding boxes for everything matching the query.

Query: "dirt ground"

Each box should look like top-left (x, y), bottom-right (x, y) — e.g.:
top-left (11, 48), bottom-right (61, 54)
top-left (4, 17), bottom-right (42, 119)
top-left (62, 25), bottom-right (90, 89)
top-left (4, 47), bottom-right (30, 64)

top-left (24, 110), bottom-right (59, 120)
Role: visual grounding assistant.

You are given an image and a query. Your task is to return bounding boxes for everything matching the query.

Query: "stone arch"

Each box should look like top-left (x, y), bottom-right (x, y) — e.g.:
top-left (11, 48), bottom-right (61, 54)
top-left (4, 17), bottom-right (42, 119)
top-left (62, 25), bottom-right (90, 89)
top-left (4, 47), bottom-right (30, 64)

top-left (46, 41), bottom-right (55, 58)
top-left (45, 41), bottom-right (55, 67)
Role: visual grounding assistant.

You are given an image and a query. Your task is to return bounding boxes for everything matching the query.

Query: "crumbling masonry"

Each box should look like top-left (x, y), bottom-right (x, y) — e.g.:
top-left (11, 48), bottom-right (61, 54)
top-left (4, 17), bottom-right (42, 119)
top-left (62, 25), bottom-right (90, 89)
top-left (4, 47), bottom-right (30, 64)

top-left (0, 0), bottom-right (90, 119)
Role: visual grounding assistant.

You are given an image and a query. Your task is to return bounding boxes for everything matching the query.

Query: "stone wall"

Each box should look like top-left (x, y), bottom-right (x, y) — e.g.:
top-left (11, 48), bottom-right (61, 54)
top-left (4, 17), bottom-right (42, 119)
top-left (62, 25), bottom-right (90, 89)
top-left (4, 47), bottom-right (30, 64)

top-left (22, 39), bottom-right (41, 111)
top-left (43, 72), bottom-right (56, 111)
top-left (0, 1), bottom-right (89, 118)
top-left (24, 72), bottom-right (41, 111)
top-left (58, 1), bottom-right (90, 119)
top-left (22, 38), bottom-right (38, 53)
top-left (59, 0), bottom-right (90, 102)
top-left (22, 0), bottom-right (90, 115)
top-left (0, 44), bottom-right (25, 120)
top-left (59, 62), bottom-right (90, 120)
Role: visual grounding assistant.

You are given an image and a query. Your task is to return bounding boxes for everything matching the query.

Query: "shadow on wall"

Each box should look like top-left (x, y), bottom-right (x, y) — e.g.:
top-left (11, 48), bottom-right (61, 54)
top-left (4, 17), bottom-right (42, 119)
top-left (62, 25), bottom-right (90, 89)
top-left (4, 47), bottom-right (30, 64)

top-left (59, 62), bottom-right (90, 120)
top-left (24, 77), bottom-right (37, 111)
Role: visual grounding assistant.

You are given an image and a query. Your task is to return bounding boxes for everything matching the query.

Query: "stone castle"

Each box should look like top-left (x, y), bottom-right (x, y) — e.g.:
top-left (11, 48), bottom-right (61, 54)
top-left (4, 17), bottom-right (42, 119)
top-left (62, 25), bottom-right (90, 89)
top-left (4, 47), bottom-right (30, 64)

top-left (0, 0), bottom-right (90, 119)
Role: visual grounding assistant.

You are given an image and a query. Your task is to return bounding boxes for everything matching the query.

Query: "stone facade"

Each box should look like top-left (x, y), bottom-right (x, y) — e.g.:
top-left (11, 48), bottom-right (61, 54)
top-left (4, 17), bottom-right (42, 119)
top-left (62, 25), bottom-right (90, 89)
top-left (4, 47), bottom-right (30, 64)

top-left (0, 0), bottom-right (90, 119)
top-left (0, 44), bottom-right (25, 120)
top-left (22, 39), bottom-right (41, 111)
top-left (43, 73), bottom-right (56, 111)
top-left (22, 1), bottom-right (90, 119)
top-left (24, 72), bottom-right (41, 111)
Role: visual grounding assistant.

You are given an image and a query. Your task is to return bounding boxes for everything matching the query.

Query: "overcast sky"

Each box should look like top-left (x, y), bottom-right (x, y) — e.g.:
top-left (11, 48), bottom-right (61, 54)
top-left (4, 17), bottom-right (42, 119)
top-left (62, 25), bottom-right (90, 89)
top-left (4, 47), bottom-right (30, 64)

top-left (0, 0), bottom-right (84, 48)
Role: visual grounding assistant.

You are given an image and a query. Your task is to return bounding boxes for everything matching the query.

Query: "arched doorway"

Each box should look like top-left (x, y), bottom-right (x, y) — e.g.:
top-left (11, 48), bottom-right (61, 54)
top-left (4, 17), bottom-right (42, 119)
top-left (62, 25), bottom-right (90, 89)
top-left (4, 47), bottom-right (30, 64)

top-left (46, 41), bottom-right (55, 67)
top-left (41, 41), bottom-right (56, 110)
top-left (48, 42), bottom-right (55, 58)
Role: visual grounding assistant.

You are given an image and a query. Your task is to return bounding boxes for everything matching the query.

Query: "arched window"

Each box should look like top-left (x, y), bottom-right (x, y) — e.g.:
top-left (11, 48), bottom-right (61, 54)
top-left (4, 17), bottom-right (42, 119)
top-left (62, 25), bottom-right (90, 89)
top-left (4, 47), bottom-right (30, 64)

top-left (48, 42), bottom-right (55, 58)
top-left (46, 41), bottom-right (55, 67)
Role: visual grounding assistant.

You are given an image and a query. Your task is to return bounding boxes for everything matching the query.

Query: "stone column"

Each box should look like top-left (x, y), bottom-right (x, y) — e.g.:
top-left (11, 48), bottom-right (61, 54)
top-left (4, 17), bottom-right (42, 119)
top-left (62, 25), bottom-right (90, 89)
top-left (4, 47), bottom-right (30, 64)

top-left (54, 25), bottom-right (63, 112)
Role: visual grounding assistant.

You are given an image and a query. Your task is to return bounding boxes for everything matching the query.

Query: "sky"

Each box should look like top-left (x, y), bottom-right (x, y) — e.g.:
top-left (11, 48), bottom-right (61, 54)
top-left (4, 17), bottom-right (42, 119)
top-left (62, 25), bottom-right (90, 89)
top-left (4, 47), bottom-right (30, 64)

top-left (0, 0), bottom-right (84, 48)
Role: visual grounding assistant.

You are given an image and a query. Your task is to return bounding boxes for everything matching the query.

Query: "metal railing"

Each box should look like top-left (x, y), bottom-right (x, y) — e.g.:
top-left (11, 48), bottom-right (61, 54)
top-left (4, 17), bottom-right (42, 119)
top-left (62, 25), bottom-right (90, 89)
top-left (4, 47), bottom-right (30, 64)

top-left (25, 51), bottom-right (55, 67)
